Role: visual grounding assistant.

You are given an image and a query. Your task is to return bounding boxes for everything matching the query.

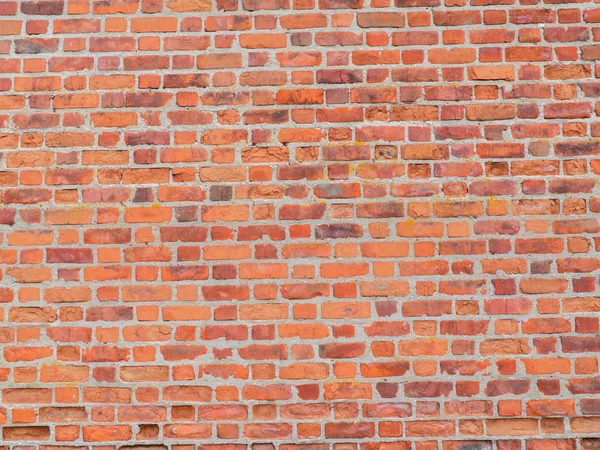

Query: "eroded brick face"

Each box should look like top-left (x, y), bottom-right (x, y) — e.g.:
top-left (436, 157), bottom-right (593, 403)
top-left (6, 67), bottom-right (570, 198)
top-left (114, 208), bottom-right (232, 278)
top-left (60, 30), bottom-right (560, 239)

top-left (0, 0), bottom-right (599, 448)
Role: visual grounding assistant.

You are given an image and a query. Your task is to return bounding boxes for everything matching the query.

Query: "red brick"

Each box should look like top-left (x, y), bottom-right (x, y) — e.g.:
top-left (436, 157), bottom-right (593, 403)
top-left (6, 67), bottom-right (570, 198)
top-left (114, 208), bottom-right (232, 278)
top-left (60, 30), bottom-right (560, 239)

top-left (0, 2), bottom-right (595, 447)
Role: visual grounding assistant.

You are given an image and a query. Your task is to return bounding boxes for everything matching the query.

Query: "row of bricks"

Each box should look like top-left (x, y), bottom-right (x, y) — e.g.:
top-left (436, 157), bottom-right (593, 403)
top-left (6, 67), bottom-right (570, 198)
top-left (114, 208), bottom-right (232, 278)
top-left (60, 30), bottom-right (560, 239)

top-left (1, 418), bottom-right (599, 441)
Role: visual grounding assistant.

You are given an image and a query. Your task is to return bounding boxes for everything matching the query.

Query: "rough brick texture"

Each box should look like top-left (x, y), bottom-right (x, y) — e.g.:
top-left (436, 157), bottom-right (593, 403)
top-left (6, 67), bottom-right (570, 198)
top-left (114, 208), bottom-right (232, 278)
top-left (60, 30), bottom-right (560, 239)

top-left (1, 0), bottom-right (600, 448)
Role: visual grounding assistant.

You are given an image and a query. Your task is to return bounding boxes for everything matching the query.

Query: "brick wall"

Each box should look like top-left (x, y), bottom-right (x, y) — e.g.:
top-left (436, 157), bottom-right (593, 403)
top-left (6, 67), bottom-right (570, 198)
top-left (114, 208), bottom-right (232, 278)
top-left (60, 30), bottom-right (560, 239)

top-left (1, 0), bottom-right (600, 448)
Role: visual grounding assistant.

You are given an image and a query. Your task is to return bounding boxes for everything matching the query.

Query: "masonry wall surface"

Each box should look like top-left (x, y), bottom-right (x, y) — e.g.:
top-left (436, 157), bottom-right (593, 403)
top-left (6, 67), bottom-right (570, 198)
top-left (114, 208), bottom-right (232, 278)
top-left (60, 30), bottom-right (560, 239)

top-left (0, 0), bottom-right (600, 448)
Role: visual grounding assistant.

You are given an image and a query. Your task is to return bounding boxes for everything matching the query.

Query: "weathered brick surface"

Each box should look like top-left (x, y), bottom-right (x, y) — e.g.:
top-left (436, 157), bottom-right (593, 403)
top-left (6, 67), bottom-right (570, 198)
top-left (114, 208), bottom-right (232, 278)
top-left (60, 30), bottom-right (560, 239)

top-left (0, 0), bottom-right (600, 448)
